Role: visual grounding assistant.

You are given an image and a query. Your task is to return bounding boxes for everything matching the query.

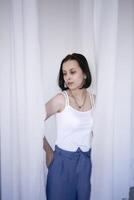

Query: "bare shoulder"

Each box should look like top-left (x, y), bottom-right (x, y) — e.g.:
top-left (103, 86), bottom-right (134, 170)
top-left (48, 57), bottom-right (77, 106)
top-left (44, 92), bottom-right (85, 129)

top-left (45, 92), bottom-right (65, 119)
top-left (55, 92), bottom-right (66, 112)
top-left (46, 92), bottom-right (64, 109)
top-left (51, 92), bottom-right (65, 106)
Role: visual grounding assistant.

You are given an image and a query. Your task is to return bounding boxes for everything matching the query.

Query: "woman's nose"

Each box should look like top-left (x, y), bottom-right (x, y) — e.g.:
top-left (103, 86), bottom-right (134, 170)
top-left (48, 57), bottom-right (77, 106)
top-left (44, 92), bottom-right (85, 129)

top-left (66, 74), bottom-right (71, 81)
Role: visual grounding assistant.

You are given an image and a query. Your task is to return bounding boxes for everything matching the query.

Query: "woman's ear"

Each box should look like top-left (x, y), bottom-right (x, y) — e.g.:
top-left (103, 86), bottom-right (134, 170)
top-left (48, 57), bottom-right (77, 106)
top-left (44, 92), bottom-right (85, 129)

top-left (83, 74), bottom-right (87, 80)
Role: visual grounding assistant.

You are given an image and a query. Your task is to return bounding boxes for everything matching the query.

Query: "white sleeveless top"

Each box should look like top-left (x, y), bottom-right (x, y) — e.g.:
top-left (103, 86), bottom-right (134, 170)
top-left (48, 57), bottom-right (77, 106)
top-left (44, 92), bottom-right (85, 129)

top-left (55, 90), bottom-right (95, 152)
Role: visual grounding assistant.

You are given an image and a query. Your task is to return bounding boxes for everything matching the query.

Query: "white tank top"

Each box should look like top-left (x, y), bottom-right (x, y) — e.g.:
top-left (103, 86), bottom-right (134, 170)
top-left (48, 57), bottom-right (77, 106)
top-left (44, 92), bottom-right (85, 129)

top-left (55, 90), bottom-right (95, 152)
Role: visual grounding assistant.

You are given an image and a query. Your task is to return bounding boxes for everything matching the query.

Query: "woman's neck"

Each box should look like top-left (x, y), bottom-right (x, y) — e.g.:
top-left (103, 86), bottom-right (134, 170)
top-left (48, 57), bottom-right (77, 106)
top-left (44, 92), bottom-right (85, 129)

top-left (68, 88), bottom-right (86, 99)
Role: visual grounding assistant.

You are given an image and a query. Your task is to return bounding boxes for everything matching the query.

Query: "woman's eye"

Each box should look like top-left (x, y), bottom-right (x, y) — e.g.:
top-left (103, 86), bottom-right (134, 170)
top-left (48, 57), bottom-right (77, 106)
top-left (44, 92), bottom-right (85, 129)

top-left (63, 73), bottom-right (66, 76)
top-left (71, 71), bottom-right (76, 74)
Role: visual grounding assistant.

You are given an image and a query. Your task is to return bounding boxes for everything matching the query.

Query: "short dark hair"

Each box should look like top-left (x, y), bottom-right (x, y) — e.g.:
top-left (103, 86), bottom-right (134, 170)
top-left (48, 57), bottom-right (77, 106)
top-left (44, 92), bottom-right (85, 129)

top-left (58, 53), bottom-right (92, 90)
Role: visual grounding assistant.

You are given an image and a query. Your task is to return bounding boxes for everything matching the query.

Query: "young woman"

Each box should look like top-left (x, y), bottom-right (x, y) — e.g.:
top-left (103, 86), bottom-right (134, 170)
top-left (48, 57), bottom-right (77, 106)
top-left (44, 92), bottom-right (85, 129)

top-left (43, 53), bottom-right (96, 200)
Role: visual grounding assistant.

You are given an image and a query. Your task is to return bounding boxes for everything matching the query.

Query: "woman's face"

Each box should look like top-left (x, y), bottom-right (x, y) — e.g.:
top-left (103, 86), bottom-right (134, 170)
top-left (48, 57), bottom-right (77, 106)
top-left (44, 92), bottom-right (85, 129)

top-left (62, 60), bottom-right (85, 90)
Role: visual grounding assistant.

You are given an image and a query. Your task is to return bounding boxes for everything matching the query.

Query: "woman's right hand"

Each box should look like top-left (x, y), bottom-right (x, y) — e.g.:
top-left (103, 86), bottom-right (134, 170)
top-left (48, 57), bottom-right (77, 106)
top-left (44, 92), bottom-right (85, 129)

top-left (45, 147), bottom-right (54, 168)
top-left (43, 136), bottom-right (54, 168)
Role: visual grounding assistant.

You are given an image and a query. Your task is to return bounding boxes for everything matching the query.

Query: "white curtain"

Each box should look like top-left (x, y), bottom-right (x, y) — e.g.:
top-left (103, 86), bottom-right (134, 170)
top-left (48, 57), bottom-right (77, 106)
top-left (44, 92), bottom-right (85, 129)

top-left (0, 0), bottom-right (134, 200)
top-left (0, 0), bottom-right (45, 199)
top-left (89, 0), bottom-right (134, 199)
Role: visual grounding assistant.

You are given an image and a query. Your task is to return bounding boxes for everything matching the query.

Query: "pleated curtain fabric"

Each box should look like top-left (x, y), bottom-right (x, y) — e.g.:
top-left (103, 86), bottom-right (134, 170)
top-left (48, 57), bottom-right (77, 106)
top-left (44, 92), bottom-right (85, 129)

top-left (0, 0), bottom-right (45, 199)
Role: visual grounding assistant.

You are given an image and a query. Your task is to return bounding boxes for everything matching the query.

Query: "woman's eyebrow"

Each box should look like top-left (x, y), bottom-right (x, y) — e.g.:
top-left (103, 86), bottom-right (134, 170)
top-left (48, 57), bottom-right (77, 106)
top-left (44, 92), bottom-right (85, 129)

top-left (63, 67), bottom-right (76, 72)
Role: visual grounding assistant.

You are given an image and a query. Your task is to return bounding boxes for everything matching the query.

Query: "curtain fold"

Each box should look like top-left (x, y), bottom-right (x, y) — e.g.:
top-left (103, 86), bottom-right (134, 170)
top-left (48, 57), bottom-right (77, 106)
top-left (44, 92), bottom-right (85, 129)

top-left (78, 0), bottom-right (96, 94)
top-left (0, 0), bottom-right (45, 199)
top-left (91, 0), bottom-right (134, 199)
top-left (91, 0), bottom-right (119, 199)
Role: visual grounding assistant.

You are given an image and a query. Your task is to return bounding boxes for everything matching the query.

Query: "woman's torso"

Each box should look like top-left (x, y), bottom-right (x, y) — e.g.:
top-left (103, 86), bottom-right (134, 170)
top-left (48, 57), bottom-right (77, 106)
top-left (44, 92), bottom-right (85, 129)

top-left (55, 90), bottom-right (95, 152)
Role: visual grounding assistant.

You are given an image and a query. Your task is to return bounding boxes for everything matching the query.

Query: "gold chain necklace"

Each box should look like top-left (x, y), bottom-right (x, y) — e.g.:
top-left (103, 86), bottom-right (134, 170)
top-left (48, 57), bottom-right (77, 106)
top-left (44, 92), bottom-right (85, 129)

top-left (69, 90), bottom-right (87, 109)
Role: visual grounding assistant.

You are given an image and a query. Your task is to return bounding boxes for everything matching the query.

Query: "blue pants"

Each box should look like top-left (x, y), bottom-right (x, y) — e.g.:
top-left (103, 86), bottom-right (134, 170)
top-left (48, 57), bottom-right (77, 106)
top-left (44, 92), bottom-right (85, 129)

top-left (46, 145), bottom-right (92, 200)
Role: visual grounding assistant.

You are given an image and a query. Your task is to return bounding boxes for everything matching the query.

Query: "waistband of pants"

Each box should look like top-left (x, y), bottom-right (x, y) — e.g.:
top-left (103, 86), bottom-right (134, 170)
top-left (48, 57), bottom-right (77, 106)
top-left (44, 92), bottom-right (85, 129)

top-left (54, 145), bottom-right (91, 159)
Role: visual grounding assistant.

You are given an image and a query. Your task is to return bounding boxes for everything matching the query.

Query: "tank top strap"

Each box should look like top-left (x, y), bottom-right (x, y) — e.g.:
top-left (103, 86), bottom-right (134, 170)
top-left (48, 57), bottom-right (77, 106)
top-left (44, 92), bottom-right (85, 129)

top-left (62, 90), bottom-right (69, 106)
top-left (89, 92), bottom-right (95, 108)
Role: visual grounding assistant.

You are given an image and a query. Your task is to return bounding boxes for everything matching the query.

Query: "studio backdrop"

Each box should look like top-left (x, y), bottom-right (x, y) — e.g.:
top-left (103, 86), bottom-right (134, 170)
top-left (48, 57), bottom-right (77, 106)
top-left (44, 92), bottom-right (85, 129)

top-left (0, 0), bottom-right (134, 200)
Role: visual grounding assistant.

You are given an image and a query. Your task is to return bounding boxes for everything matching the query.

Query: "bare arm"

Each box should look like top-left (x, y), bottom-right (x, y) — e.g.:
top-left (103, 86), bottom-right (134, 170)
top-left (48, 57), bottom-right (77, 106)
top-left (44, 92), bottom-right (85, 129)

top-left (43, 93), bottom-right (65, 167)
top-left (43, 136), bottom-right (53, 152)
top-left (45, 93), bottom-right (65, 120)
top-left (43, 136), bottom-right (54, 168)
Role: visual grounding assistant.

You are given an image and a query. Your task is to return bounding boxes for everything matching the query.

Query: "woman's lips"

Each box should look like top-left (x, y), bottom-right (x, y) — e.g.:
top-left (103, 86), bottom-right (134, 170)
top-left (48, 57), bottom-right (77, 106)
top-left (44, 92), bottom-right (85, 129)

top-left (67, 82), bottom-right (73, 86)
